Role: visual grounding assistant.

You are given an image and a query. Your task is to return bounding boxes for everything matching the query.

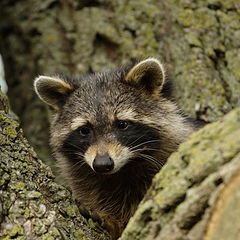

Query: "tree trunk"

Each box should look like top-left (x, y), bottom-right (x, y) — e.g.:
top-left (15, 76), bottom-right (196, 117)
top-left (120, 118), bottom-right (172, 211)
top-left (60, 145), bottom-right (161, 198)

top-left (0, 92), bottom-right (111, 239)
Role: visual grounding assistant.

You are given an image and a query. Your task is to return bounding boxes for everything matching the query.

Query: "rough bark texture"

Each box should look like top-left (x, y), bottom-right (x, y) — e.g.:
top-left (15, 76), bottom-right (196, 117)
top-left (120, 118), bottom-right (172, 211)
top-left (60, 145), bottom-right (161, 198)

top-left (120, 107), bottom-right (240, 240)
top-left (0, 92), bottom-right (110, 240)
top-left (0, 0), bottom-right (239, 165)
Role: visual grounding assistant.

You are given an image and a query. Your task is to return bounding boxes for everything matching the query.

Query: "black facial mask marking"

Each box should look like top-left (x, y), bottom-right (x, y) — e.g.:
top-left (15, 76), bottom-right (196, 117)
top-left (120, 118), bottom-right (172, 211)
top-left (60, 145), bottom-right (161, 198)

top-left (60, 126), bottom-right (92, 164)
top-left (114, 121), bottom-right (161, 155)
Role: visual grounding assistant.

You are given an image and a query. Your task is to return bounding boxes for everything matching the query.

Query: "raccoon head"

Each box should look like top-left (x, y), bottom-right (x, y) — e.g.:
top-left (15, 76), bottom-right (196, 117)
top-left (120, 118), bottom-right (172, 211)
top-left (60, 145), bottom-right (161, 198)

top-left (34, 58), bottom-right (187, 175)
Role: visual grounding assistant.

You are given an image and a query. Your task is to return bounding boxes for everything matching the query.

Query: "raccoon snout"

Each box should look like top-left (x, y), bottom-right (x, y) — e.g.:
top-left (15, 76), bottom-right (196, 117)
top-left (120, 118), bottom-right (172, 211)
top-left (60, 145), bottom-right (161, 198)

top-left (92, 154), bottom-right (114, 173)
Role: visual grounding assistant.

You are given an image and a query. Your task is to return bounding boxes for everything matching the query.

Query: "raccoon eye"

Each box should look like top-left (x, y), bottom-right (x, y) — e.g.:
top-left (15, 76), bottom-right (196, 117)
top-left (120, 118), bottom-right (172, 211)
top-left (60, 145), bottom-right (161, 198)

top-left (79, 126), bottom-right (91, 136)
top-left (117, 120), bottom-right (129, 130)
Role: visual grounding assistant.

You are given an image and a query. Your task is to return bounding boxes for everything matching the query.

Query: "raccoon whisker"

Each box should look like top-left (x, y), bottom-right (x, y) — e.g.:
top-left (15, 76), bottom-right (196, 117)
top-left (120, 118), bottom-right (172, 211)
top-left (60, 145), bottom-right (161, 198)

top-left (75, 152), bottom-right (86, 159)
top-left (142, 154), bottom-right (161, 167)
top-left (130, 147), bottom-right (162, 154)
top-left (127, 135), bottom-right (145, 148)
top-left (60, 150), bottom-right (85, 159)
top-left (65, 142), bottom-right (86, 152)
top-left (60, 150), bottom-right (86, 169)
top-left (129, 139), bottom-right (161, 151)
top-left (127, 136), bottom-right (155, 150)
top-left (130, 140), bottom-right (157, 149)
top-left (140, 159), bottom-right (160, 171)
top-left (70, 159), bottom-right (87, 171)
top-left (147, 153), bottom-right (165, 167)
top-left (130, 143), bottom-right (162, 153)
top-left (138, 153), bottom-right (158, 164)
top-left (61, 149), bottom-right (85, 156)
top-left (139, 147), bottom-right (163, 153)
top-left (138, 153), bottom-right (163, 168)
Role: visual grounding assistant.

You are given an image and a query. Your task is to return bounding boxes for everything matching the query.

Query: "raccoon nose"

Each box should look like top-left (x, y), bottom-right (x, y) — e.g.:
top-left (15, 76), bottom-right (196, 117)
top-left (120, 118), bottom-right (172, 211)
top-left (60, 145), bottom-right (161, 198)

top-left (93, 154), bottom-right (114, 173)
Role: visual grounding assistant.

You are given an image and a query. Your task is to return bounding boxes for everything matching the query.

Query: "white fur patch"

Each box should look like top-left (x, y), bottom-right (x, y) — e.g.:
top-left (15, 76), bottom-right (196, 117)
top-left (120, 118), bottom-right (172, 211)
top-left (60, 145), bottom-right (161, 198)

top-left (132, 58), bottom-right (165, 81)
top-left (71, 116), bottom-right (88, 130)
top-left (116, 108), bottom-right (137, 121)
top-left (126, 58), bottom-right (166, 85)
top-left (84, 142), bottom-right (133, 173)
top-left (34, 76), bottom-right (72, 96)
top-left (34, 75), bottom-right (73, 108)
top-left (109, 145), bottom-right (134, 173)
top-left (84, 145), bottom-right (97, 167)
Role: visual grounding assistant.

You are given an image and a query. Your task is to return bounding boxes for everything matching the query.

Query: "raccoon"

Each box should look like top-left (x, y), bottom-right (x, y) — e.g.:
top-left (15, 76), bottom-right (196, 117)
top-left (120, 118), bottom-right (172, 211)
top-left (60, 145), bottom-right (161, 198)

top-left (34, 58), bottom-right (199, 239)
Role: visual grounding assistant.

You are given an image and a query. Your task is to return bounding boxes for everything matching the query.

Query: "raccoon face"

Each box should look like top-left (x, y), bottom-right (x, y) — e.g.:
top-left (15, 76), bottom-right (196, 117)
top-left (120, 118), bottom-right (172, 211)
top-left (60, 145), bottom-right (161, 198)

top-left (34, 58), bottom-right (169, 174)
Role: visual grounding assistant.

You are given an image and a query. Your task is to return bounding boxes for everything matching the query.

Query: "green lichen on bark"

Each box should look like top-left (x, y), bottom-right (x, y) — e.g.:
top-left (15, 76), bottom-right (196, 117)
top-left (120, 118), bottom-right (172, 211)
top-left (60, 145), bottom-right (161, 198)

top-left (166, 0), bottom-right (240, 121)
top-left (120, 107), bottom-right (240, 240)
top-left (0, 92), bottom-right (110, 240)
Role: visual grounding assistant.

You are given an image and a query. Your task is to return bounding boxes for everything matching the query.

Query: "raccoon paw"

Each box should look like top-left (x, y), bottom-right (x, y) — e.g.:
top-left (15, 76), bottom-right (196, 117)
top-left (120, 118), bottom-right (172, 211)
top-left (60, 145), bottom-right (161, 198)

top-left (79, 204), bottom-right (91, 219)
top-left (78, 203), bottom-right (105, 226)
top-left (91, 210), bottom-right (106, 227)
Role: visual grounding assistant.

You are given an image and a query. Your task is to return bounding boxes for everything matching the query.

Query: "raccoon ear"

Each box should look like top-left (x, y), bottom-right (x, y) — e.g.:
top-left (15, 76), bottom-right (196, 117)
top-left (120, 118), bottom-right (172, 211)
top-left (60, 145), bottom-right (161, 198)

top-left (125, 58), bottom-right (165, 95)
top-left (34, 76), bottom-right (74, 110)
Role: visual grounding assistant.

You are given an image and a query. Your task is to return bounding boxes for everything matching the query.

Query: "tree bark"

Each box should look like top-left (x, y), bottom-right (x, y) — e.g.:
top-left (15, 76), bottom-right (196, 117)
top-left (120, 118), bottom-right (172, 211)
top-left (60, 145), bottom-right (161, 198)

top-left (0, 92), bottom-right (111, 240)
top-left (120, 107), bottom-right (240, 240)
